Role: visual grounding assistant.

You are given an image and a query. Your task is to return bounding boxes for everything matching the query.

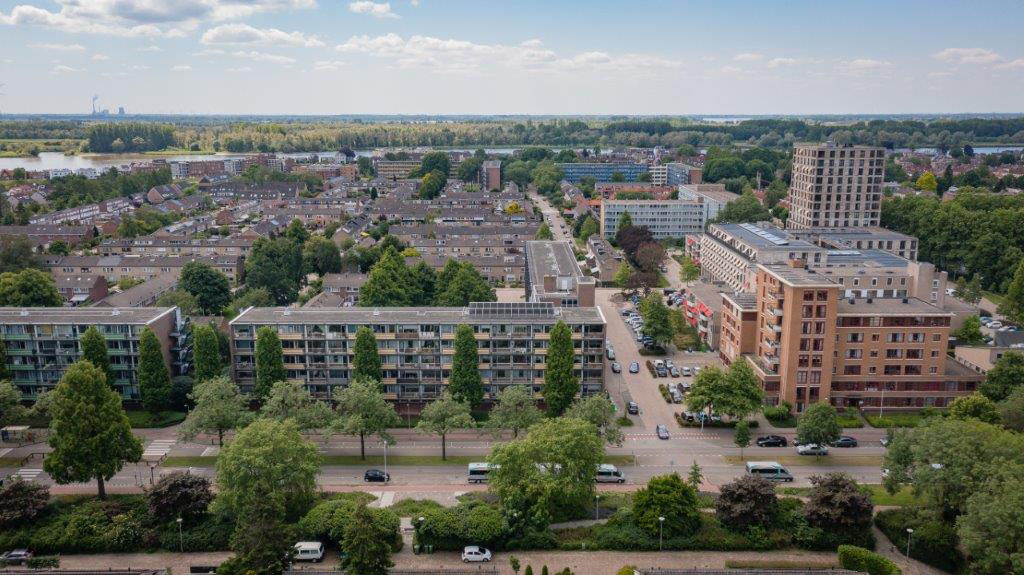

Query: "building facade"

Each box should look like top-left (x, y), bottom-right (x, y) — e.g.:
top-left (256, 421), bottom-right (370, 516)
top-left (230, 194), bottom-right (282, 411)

top-left (557, 163), bottom-right (647, 184)
top-left (600, 199), bottom-right (705, 240)
top-left (787, 143), bottom-right (885, 230)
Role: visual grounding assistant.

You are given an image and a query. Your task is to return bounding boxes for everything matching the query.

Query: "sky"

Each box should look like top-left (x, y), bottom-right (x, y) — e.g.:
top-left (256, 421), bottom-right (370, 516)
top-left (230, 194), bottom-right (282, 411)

top-left (0, 0), bottom-right (1022, 115)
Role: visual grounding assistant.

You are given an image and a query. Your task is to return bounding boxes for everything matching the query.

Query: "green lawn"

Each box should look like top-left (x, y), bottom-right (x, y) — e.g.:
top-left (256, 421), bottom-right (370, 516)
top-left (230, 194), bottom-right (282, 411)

top-left (982, 290), bottom-right (1005, 307)
top-left (125, 410), bottom-right (187, 428)
top-left (162, 454), bottom-right (637, 468)
top-left (766, 412), bottom-right (863, 428)
top-left (778, 484), bottom-right (922, 506)
top-left (725, 454), bottom-right (883, 467)
top-left (863, 413), bottom-right (925, 428)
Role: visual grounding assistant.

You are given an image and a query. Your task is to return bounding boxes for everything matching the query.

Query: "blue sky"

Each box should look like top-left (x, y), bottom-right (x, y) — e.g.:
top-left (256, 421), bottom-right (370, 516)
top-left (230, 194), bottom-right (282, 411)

top-left (1, 0), bottom-right (1022, 115)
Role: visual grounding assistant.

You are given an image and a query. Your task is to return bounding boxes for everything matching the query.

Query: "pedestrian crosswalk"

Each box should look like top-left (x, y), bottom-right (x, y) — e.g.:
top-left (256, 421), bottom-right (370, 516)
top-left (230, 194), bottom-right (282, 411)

top-left (12, 468), bottom-right (43, 481)
top-left (0, 448), bottom-right (11, 458)
top-left (142, 439), bottom-right (175, 460)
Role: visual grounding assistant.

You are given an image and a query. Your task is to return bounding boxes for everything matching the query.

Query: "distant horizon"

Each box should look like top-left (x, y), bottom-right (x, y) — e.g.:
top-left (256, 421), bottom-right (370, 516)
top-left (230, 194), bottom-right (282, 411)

top-left (3, 112), bottom-right (1024, 120)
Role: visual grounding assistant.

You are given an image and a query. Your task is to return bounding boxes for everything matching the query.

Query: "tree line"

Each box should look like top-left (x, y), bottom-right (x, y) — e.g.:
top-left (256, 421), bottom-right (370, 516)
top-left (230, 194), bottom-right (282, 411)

top-left (85, 122), bottom-right (176, 153)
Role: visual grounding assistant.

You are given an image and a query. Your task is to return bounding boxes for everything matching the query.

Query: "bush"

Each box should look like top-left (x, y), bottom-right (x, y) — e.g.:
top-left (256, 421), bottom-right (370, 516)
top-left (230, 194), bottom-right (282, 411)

top-left (804, 473), bottom-right (873, 533)
top-left (157, 512), bottom-right (232, 552)
top-left (417, 502), bottom-right (510, 551)
top-left (26, 556), bottom-right (60, 569)
top-left (676, 416), bottom-right (758, 429)
top-left (147, 472), bottom-right (213, 521)
top-left (633, 473), bottom-right (701, 538)
top-left (715, 475), bottom-right (778, 530)
top-left (837, 545), bottom-right (901, 575)
top-left (389, 498), bottom-right (444, 518)
top-left (658, 384), bottom-right (673, 403)
top-left (615, 416), bottom-right (634, 427)
top-left (874, 508), bottom-right (962, 572)
top-left (297, 493), bottom-right (377, 542)
top-left (0, 477), bottom-right (50, 527)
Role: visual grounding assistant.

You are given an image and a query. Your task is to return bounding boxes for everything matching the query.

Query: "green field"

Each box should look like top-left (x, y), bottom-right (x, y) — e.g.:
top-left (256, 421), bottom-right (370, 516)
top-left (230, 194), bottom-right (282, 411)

top-left (864, 413), bottom-right (926, 428)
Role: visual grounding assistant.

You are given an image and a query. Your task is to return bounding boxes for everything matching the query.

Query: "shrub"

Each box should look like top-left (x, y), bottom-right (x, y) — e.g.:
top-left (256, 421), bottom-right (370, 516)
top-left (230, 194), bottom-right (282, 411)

top-left (26, 556), bottom-right (60, 569)
top-left (147, 472), bottom-right (213, 521)
top-left (632, 473), bottom-right (701, 538)
top-left (837, 545), bottom-right (901, 575)
top-left (157, 512), bottom-right (232, 552)
top-left (715, 475), bottom-right (778, 530)
top-left (418, 502), bottom-right (510, 550)
top-left (874, 508), bottom-right (961, 572)
top-left (0, 477), bottom-right (50, 527)
top-left (616, 566), bottom-right (637, 575)
top-left (297, 493), bottom-right (376, 542)
top-left (658, 384), bottom-right (672, 403)
top-left (804, 473), bottom-right (873, 533)
top-left (763, 402), bottom-right (792, 421)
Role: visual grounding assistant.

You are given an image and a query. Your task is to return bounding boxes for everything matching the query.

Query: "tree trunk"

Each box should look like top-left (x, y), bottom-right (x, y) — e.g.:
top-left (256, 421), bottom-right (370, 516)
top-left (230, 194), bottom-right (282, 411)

top-left (359, 432), bottom-right (366, 460)
top-left (97, 476), bottom-right (106, 500)
top-left (441, 432), bottom-right (447, 461)
top-left (218, 429), bottom-right (224, 447)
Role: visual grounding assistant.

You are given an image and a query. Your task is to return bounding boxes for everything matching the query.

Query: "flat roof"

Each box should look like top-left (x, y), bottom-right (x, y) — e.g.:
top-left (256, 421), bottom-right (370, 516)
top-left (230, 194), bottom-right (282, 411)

top-left (231, 304), bottom-right (605, 325)
top-left (713, 222), bottom-right (819, 251)
top-left (823, 249), bottom-right (909, 268)
top-left (794, 226), bottom-right (916, 242)
top-left (527, 241), bottom-right (582, 287)
top-left (722, 292), bottom-right (758, 310)
top-left (836, 297), bottom-right (952, 317)
top-left (758, 263), bottom-right (838, 288)
top-left (0, 307), bottom-right (177, 324)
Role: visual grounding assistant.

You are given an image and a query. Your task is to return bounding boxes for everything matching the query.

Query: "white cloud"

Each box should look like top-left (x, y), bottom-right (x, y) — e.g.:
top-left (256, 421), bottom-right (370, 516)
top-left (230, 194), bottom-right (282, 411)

top-left (718, 65), bottom-right (744, 76)
top-left (410, 0), bottom-right (419, 5)
top-left (842, 58), bottom-right (891, 73)
top-left (172, 65), bottom-right (192, 72)
top-left (348, 1), bottom-right (398, 19)
top-left (30, 42), bottom-right (85, 51)
top-left (995, 58), bottom-right (1024, 70)
top-left (227, 66), bottom-right (252, 72)
top-left (733, 52), bottom-right (763, 62)
top-left (0, 0), bottom-right (317, 38)
top-left (194, 48), bottom-right (226, 56)
top-left (140, 45), bottom-right (161, 52)
top-left (91, 53), bottom-right (109, 61)
top-left (231, 50), bottom-right (296, 63)
top-left (336, 33), bottom-right (677, 74)
top-left (313, 60), bottom-right (345, 71)
top-left (201, 23), bottom-right (323, 47)
top-left (766, 57), bottom-right (799, 68)
top-left (932, 47), bottom-right (1000, 65)
top-left (51, 64), bottom-right (83, 73)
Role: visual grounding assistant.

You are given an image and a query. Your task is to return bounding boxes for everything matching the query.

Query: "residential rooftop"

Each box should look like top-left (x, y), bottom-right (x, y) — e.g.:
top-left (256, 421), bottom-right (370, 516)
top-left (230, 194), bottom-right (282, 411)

top-left (231, 303), bottom-right (605, 325)
top-left (0, 307), bottom-right (177, 324)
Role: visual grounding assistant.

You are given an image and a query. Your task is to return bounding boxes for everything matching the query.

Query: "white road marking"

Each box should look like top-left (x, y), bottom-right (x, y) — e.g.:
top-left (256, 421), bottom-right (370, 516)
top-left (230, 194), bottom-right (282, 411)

top-left (14, 468), bottom-right (43, 481)
top-left (201, 447), bottom-right (219, 457)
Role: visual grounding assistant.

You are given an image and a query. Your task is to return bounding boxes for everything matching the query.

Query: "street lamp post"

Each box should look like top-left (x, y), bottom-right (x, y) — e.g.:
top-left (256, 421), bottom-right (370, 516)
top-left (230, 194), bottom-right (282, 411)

top-left (879, 385), bottom-right (886, 418)
top-left (658, 516), bottom-right (665, 551)
top-left (176, 517), bottom-right (183, 552)
top-left (906, 528), bottom-right (914, 557)
top-left (595, 494), bottom-right (600, 520)
top-left (383, 441), bottom-right (389, 482)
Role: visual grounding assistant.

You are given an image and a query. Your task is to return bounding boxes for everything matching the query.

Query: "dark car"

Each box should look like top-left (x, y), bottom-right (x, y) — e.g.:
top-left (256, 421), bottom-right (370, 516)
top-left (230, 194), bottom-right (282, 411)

top-left (656, 424), bottom-right (670, 440)
top-left (364, 469), bottom-right (390, 482)
top-left (626, 401), bottom-right (639, 415)
top-left (831, 436), bottom-right (859, 448)
top-left (756, 435), bottom-right (787, 447)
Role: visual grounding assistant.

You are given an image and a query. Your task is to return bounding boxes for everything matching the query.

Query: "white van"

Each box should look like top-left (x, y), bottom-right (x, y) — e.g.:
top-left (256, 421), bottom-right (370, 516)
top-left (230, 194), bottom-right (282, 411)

top-left (468, 462), bottom-right (498, 483)
top-left (595, 464), bottom-right (625, 483)
top-left (745, 461), bottom-right (794, 482)
top-left (293, 541), bottom-right (324, 562)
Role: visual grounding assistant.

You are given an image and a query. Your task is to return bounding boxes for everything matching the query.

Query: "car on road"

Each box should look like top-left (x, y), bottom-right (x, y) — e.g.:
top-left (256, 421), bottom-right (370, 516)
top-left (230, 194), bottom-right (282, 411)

top-left (756, 435), bottom-right (788, 447)
top-left (656, 424), bottom-right (670, 440)
top-left (363, 469), bottom-right (390, 482)
top-left (796, 444), bottom-right (829, 456)
top-left (629, 362), bottom-right (640, 373)
top-left (462, 546), bottom-right (492, 563)
top-left (611, 362), bottom-right (622, 373)
top-left (830, 436), bottom-right (858, 448)
top-left (626, 401), bottom-right (639, 415)
top-left (294, 541), bottom-right (325, 562)
top-left (745, 461), bottom-right (794, 482)
top-left (0, 550), bottom-right (33, 565)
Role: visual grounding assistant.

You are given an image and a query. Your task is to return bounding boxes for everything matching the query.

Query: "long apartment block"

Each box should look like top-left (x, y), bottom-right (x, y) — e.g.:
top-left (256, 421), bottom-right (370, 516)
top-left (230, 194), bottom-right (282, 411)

top-left (0, 307), bottom-right (189, 401)
top-left (229, 302), bottom-right (606, 405)
top-left (720, 261), bottom-right (980, 413)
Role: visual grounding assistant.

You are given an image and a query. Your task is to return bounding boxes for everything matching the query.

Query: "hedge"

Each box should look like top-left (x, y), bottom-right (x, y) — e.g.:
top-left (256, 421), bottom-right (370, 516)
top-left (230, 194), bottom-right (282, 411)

top-left (874, 508), bottom-right (962, 573)
top-left (838, 545), bottom-right (901, 575)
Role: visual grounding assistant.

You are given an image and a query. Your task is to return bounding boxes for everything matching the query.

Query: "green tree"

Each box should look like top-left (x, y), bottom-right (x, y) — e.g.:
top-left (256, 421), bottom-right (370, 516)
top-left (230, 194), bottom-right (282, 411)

top-left (156, 289), bottom-right (198, 315)
top-left (687, 460), bottom-right (703, 489)
top-left (0, 269), bottom-right (62, 306)
top-left (633, 473), bottom-right (701, 538)
top-left (796, 404), bottom-right (841, 449)
top-left (998, 260), bottom-right (1024, 325)
top-left (915, 171), bottom-right (938, 192)
top-left (564, 394), bottom-right (624, 446)
top-left (79, 326), bottom-right (113, 386)
top-left (804, 473), bottom-right (873, 534)
top-left (535, 223), bottom-right (554, 240)
top-left (948, 393), bottom-right (1000, 424)
top-left (486, 385), bottom-right (544, 438)
top-left (47, 240), bottom-right (68, 255)
top-left (981, 350), bottom-right (1024, 401)
top-left (43, 360), bottom-right (143, 499)
top-left (419, 169), bottom-right (447, 200)
top-left (579, 217), bottom-right (598, 241)
top-left (640, 293), bottom-right (674, 347)
top-left (457, 156), bottom-right (483, 182)
top-left (997, 387), bottom-right (1024, 432)
top-left (953, 315), bottom-right (985, 345)
top-left (416, 392), bottom-right (475, 460)
top-left (409, 260), bottom-right (437, 305)
top-left (617, 211), bottom-right (633, 231)
top-left (255, 326), bottom-right (286, 401)
top-left (0, 379), bottom-right (27, 426)
top-left (449, 325), bottom-right (484, 408)
top-left (285, 218), bottom-right (310, 245)
top-left (245, 237), bottom-right (303, 305)
top-left (420, 151), bottom-right (451, 177)
top-left (0, 235), bottom-right (40, 274)
top-left (679, 256), bottom-right (700, 284)
top-left (214, 417), bottom-right (320, 520)
top-left (302, 236), bottom-right (342, 276)
top-left (715, 475), bottom-right (778, 530)
top-left (359, 246), bottom-right (412, 306)
top-left (180, 261), bottom-right (232, 315)
top-left (261, 381), bottom-right (333, 431)
top-left (333, 376), bottom-right (401, 460)
top-left (957, 462), bottom-right (1024, 575)
top-left (357, 156), bottom-right (375, 177)
top-left (613, 262), bottom-right (632, 291)
top-left (543, 320), bottom-right (578, 416)
top-left (434, 263), bottom-right (496, 306)
top-left (733, 420), bottom-right (751, 459)
top-left (342, 504), bottom-right (395, 575)
top-left (712, 192), bottom-right (772, 224)
top-left (686, 362), bottom-right (763, 420)
top-left (179, 376), bottom-right (253, 446)
top-left (138, 327), bottom-right (171, 412)
top-left (352, 326), bottom-right (382, 382)
top-left (192, 323), bottom-right (222, 382)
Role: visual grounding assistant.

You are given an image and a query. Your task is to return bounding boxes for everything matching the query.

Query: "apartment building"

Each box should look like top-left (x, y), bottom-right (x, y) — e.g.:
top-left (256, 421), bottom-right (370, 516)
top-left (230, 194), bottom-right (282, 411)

top-left (677, 281), bottom-right (724, 350)
top-left (719, 292), bottom-right (758, 365)
top-left (666, 163), bottom-right (702, 186)
top-left (723, 261), bottom-right (981, 413)
top-left (45, 254), bottom-right (244, 284)
top-left (585, 236), bottom-right (623, 286)
top-left (676, 184), bottom-right (739, 223)
top-left (0, 307), bottom-right (189, 401)
top-left (229, 302), bottom-right (606, 406)
top-left (525, 241), bottom-right (595, 307)
top-left (375, 160), bottom-right (422, 181)
top-left (100, 236), bottom-right (254, 258)
top-left (320, 273), bottom-right (368, 305)
top-left (557, 163), bottom-right (648, 184)
top-left (205, 181), bottom-right (303, 201)
top-left (788, 227), bottom-right (919, 261)
top-left (480, 160), bottom-right (501, 191)
top-left (600, 198), bottom-right (705, 240)
top-left (0, 224), bottom-right (96, 247)
top-left (787, 143), bottom-right (885, 229)
top-left (53, 274), bottom-right (109, 305)
top-left (407, 253), bottom-right (526, 285)
top-left (96, 271), bottom-right (180, 308)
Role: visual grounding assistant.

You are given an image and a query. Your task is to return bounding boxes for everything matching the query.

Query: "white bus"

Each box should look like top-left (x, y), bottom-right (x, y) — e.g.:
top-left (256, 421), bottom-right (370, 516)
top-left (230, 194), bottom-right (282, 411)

top-left (467, 462), bottom-right (498, 483)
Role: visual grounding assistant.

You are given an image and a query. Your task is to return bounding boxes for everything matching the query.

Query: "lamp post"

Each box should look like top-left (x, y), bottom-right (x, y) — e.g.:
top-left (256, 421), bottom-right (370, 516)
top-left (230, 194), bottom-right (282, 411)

top-left (176, 517), bottom-right (183, 552)
top-left (383, 440), bottom-right (389, 482)
top-left (594, 494), bottom-right (600, 520)
top-left (658, 516), bottom-right (665, 551)
top-left (879, 385), bottom-right (886, 418)
top-left (906, 528), bottom-right (914, 557)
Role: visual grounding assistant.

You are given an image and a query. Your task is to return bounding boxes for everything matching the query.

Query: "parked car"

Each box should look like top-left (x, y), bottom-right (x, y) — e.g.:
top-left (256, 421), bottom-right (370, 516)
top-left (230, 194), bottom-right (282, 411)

top-left (796, 444), bottom-right (829, 456)
top-left (831, 436), bottom-right (858, 448)
top-left (665, 359), bottom-right (675, 369)
top-left (656, 424), bottom-right (670, 440)
top-left (462, 546), bottom-right (492, 563)
top-left (669, 366), bottom-right (680, 377)
top-left (670, 390), bottom-right (683, 403)
top-left (364, 469), bottom-right (390, 482)
top-left (293, 542), bottom-right (325, 562)
top-left (606, 347), bottom-right (616, 360)
top-left (626, 401), bottom-right (639, 415)
top-left (682, 366), bottom-right (692, 376)
top-left (611, 362), bottom-right (622, 374)
top-left (756, 435), bottom-right (788, 447)
top-left (629, 362), bottom-right (640, 373)
top-left (989, 321), bottom-right (1004, 329)
top-left (0, 550), bottom-right (33, 565)
top-left (879, 437), bottom-right (891, 447)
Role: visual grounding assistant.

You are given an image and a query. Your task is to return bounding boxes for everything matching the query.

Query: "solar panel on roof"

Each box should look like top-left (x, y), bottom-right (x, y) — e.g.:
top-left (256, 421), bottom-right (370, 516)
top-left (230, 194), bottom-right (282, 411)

top-left (468, 302), bottom-right (556, 317)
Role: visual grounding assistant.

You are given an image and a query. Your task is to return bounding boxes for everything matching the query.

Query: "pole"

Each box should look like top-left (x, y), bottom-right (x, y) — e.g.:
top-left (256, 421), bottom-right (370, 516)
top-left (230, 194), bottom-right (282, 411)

top-left (906, 528), bottom-right (914, 557)
top-left (658, 516), bottom-right (665, 551)
top-left (384, 441), bottom-right (388, 482)
top-left (595, 495), bottom-right (599, 520)
top-left (879, 386), bottom-right (885, 418)
top-left (176, 517), bottom-right (183, 552)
